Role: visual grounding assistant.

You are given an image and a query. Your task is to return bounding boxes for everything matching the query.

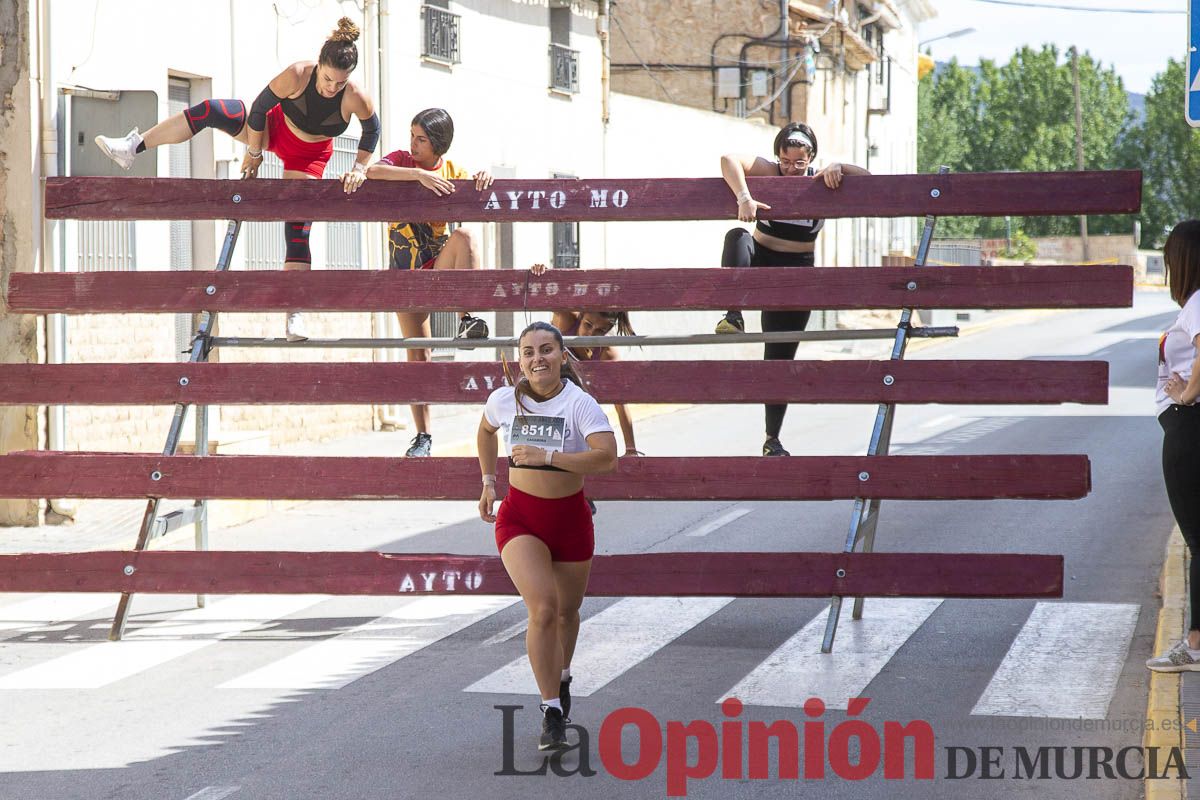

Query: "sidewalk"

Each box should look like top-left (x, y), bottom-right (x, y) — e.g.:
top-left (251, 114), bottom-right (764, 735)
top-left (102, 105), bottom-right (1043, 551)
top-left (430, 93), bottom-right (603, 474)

top-left (1148, 529), bottom-right (1198, 800)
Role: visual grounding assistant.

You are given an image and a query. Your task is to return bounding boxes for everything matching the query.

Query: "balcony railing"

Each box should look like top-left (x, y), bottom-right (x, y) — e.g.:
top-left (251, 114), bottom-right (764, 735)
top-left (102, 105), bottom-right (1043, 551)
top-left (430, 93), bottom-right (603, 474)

top-left (422, 5), bottom-right (461, 64)
top-left (549, 43), bottom-right (579, 94)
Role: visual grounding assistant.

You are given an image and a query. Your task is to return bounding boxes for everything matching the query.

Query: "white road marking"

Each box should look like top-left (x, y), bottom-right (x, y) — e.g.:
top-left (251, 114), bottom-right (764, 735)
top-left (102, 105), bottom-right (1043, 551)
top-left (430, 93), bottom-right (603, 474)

top-left (0, 594), bottom-right (115, 634)
top-left (464, 597), bottom-right (733, 697)
top-left (723, 598), bottom-right (943, 709)
top-left (0, 595), bottom-right (325, 689)
top-left (971, 601), bottom-right (1139, 719)
top-left (683, 506), bottom-right (753, 538)
top-left (219, 596), bottom-right (516, 690)
top-left (183, 787), bottom-right (240, 800)
top-left (482, 617), bottom-right (531, 647)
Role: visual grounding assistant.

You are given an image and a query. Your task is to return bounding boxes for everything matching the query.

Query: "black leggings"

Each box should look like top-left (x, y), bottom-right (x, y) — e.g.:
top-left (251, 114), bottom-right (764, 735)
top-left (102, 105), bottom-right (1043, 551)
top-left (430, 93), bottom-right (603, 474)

top-left (721, 228), bottom-right (813, 439)
top-left (1162, 404), bottom-right (1200, 631)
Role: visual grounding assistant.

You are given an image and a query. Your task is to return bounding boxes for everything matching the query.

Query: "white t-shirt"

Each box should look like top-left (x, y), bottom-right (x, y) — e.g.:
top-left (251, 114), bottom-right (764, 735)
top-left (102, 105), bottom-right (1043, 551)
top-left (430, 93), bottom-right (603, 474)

top-left (1157, 290), bottom-right (1200, 414)
top-left (484, 380), bottom-right (614, 461)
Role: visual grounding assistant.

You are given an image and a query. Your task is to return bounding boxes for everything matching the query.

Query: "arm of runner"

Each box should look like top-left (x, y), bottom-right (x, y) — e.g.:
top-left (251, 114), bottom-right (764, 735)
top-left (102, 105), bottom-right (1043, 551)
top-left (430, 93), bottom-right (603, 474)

top-left (477, 416), bottom-right (500, 522)
top-left (721, 153), bottom-right (774, 222)
top-left (510, 432), bottom-right (618, 474)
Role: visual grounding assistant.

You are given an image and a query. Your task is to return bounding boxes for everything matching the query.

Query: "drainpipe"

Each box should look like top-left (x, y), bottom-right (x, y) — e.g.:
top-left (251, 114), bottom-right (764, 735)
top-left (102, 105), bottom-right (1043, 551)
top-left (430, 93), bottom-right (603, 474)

top-left (38, 0), bottom-right (74, 521)
top-left (598, 0), bottom-right (611, 126)
top-left (371, 0), bottom-right (404, 430)
top-left (779, 0), bottom-right (790, 120)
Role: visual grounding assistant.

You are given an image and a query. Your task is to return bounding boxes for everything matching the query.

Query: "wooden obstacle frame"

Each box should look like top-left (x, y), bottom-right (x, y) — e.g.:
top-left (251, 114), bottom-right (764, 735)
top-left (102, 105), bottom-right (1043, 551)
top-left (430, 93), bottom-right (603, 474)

top-left (1, 169), bottom-right (1139, 649)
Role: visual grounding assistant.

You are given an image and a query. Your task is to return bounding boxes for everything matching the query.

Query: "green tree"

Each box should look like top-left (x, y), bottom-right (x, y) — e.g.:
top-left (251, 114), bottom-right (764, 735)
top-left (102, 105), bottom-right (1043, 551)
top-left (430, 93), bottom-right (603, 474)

top-left (918, 45), bottom-right (1133, 240)
top-left (1121, 60), bottom-right (1200, 248)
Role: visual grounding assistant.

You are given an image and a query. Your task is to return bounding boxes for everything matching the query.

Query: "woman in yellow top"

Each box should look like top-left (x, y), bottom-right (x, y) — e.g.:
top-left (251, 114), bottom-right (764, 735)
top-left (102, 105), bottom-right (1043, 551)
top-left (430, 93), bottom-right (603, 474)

top-left (357, 108), bottom-right (493, 457)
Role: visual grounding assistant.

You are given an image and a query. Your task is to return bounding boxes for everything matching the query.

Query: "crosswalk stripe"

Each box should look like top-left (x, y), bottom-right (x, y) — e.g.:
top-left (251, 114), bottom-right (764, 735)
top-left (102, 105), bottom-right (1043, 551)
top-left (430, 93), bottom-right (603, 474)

top-left (219, 596), bottom-right (517, 690)
top-left (0, 594), bottom-right (115, 634)
top-left (0, 595), bottom-right (325, 689)
top-left (464, 597), bottom-right (733, 697)
top-left (971, 601), bottom-right (1139, 719)
top-left (683, 507), bottom-right (753, 538)
top-left (723, 598), bottom-right (943, 710)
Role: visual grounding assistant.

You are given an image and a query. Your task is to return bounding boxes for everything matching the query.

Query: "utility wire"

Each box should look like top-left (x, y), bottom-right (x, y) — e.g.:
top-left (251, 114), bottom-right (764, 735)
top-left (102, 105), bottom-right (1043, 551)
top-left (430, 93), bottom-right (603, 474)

top-left (969, 0), bottom-right (1181, 14)
top-left (611, 11), bottom-right (677, 102)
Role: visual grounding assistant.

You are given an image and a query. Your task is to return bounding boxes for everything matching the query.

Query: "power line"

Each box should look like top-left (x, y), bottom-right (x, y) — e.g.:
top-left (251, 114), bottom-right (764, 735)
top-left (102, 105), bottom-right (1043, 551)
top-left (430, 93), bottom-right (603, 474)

top-left (969, 0), bottom-right (1181, 13)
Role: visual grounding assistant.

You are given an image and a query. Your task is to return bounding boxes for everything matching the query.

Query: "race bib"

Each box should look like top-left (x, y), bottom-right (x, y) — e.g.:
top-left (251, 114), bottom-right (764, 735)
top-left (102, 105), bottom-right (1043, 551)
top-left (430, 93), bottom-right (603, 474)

top-left (509, 415), bottom-right (566, 453)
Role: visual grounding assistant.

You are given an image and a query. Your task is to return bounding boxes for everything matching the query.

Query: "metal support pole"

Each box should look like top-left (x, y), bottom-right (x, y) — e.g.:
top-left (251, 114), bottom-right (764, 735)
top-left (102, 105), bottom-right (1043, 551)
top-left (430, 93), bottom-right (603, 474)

top-left (109, 220), bottom-right (241, 640)
top-left (194, 400), bottom-right (209, 609)
top-left (820, 167), bottom-right (948, 654)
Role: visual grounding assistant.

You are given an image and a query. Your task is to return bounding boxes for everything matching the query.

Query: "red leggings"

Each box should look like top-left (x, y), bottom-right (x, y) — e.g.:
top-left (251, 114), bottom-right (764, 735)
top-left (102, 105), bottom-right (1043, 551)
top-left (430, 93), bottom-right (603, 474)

top-left (495, 486), bottom-right (594, 562)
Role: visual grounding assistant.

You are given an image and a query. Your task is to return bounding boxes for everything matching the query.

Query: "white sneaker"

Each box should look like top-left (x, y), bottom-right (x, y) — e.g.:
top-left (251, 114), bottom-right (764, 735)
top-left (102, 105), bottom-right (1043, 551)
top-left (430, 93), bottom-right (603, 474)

top-left (1146, 638), bottom-right (1200, 672)
top-left (94, 127), bottom-right (143, 171)
top-left (285, 312), bottom-right (309, 342)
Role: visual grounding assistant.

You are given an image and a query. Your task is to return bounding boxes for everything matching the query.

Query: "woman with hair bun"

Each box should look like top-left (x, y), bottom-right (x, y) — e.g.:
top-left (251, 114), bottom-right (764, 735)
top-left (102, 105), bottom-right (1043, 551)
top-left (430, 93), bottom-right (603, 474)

top-left (476, 321), bottom-right (618, 750)
top-left (715, 122), bottom-right (869, 457)
top-left (94, 17), bottom-right (381, 342)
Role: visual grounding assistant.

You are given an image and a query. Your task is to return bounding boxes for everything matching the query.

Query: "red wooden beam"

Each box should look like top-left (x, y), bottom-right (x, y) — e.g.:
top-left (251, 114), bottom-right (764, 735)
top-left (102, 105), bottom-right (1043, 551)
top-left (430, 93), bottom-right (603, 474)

top-left (43, 172), bottom-right (1141, 222)
top-left (0, 360), bottom-right (1110, 405)
top-left (0, 550), bottom-right (1063, 599)
top-left (5, 266), bottom-right (1134, 314)
top-left (0, 452), bottom-right (1090, 500)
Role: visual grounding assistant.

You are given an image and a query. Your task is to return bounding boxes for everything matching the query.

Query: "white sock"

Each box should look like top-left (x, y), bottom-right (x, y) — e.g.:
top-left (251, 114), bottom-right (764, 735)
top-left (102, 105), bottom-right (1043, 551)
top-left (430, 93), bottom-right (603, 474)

top-left (561, 668), bottom-right (571, 681)
top-left (542, 698), bottom-right (563, 713)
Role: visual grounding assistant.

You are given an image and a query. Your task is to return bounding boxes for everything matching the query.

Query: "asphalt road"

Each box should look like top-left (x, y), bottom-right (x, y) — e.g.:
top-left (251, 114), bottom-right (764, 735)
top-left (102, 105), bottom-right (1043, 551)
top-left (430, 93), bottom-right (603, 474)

top-left (0, 290), bottom-right (1179, 800)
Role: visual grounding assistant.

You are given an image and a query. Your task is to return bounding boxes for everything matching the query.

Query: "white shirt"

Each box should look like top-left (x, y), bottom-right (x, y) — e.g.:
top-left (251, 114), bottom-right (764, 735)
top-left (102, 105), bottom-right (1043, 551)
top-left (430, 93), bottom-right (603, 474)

top-left (1157, 290), bottom-right (1200, 414)
top-left (484, 380), bottom-right (614, 458)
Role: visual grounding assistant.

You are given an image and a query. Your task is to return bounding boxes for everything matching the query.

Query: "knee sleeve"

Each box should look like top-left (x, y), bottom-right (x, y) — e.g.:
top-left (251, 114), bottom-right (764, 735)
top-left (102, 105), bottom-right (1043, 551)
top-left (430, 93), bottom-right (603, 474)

top-left (285, 221), bottom-right (313, 264)
top-left (183, 99), bottom-right (247, 137)
top-left (721, 227), bottom-right (755, 268)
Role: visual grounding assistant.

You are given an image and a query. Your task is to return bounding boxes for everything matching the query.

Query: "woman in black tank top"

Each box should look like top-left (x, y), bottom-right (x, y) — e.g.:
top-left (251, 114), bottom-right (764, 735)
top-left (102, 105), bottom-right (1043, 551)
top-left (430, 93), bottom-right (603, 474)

top-left (92, 18), bottom-right (381, 343)
top-left (716, 122), bottom-right (869, 458)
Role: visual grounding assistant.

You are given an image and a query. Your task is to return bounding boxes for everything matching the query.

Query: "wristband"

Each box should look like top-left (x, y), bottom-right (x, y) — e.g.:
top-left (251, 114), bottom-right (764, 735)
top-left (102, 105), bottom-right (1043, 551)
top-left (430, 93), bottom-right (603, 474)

top-left (247, 148), bottom-right (263, 159)
top-left (352, 163), bottom-right (367, 175)
top-left (482, 474), bottom-right (496, 484)
top-left (736, 191), bottom-right (752, 203)
top-left (544, 450), bottom-right (554, 466)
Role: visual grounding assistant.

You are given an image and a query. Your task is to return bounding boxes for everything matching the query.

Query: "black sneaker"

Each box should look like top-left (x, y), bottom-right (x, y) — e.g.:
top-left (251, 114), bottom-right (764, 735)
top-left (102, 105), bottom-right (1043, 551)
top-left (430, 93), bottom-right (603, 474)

top-left (456, 314), bottom-right (489, 339)
top-left (539, 705), bottom-right (567, 750)
top-left (715, 312), bottom-right (744, 334)
top-left (405, 432), bottom-right (432, 457)
top-left (560, 676), bottom-right (573, 720)
top-left (763, 437), bottom-right (790, 457)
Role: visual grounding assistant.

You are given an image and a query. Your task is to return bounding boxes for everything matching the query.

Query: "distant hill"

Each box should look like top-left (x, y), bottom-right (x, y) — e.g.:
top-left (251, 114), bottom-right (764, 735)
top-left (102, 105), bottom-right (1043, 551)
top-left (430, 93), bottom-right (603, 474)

top-left (1127, 91), bottom-right (1145, 124)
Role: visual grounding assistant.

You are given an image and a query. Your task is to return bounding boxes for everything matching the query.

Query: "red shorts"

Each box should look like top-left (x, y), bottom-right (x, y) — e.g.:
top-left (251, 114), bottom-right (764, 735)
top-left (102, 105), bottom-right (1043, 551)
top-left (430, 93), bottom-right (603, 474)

top-left (266, 105), bottom-right (333, 178)
top-left (495, 486), bottom-right (594, 562)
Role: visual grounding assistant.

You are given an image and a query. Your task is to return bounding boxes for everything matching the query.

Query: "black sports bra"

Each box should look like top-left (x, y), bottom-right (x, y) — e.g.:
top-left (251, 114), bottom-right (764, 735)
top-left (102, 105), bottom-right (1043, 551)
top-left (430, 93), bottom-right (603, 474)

top-left (755, 165), bottom-right (825, 243)
top-left (279, 67), bottom-right (350, 138)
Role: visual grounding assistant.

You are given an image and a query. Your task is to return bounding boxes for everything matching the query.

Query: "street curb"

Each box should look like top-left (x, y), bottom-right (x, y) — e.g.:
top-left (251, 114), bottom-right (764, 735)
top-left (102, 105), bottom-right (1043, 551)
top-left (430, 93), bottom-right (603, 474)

top-left (1146, 527), bottom-right (1188, 800)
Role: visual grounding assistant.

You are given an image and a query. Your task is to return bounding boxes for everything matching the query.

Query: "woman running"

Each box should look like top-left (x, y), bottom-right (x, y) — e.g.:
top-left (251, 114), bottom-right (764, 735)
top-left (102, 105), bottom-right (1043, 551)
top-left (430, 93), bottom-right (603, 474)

top-left (94, 17), bottom-right (379, 342)
top-left (354, 108), bottom-right (493, 457)
top-left (716, 122), bottom-right (869, 457)
top-left (1147, 220), bottom-right (1200, 672)
top-left (477, 321), bottom-right (618, 750)
top-left (530, 263), bottom-right (641, 457)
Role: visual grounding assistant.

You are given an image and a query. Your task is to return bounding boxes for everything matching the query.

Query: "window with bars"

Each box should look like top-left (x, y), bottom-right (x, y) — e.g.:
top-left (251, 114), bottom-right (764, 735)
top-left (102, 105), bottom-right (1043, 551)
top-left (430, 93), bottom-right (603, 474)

top-left (422, 4), bottom-right (461, 64)
top-left (243, 153), bottom-right (286, 270)
top-left (549, 44), bottom-right (580, 94)
top-left (326, 135), bottom-right (366, 269)
top-left (551, 172), bottom-right (580, 268)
